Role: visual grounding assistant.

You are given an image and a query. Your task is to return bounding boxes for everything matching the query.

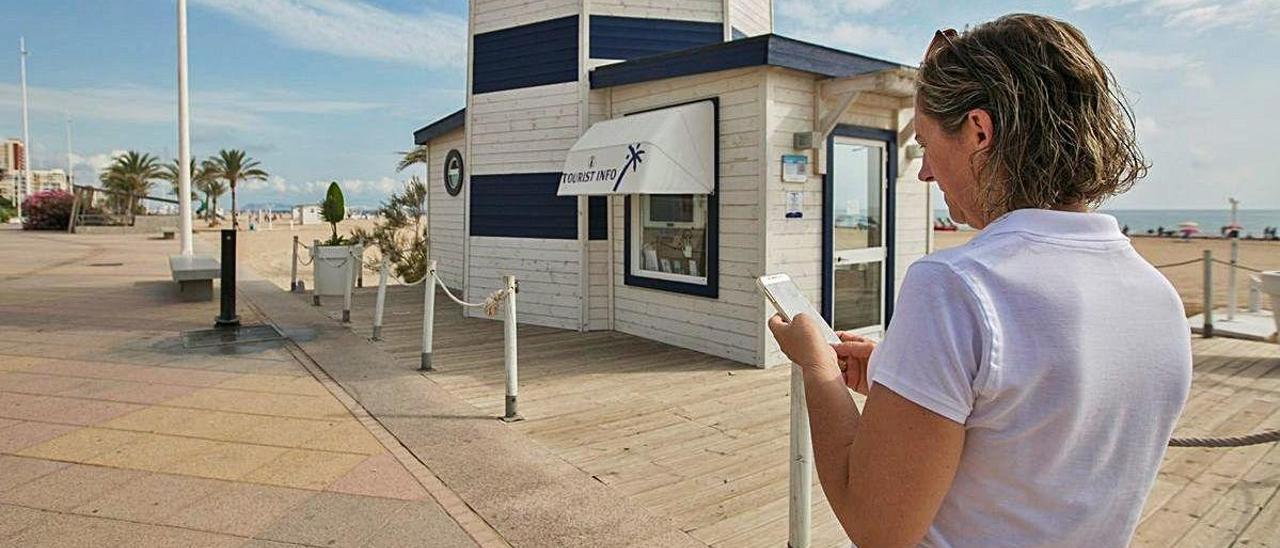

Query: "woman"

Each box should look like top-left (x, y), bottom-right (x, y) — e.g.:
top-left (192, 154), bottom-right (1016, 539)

top-left (769, 14), bottom-right (1192, 547)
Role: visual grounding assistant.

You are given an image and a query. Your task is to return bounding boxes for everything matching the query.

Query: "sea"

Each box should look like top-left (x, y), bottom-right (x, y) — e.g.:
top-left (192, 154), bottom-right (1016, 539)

top-left (934, 209), bottom-right (1280, 237)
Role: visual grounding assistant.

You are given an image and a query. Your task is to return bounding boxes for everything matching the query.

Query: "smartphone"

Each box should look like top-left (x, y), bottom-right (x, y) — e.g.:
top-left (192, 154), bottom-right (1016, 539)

top-left (757, 273), bottom-right (841, 345)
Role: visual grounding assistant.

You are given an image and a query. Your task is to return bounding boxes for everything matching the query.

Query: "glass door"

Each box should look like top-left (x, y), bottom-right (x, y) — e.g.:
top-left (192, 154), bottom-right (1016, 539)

top-left (830, 136), bottom-right (887, 335)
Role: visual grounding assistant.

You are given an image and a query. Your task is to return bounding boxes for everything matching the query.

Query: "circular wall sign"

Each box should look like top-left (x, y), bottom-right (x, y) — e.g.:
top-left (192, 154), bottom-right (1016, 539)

top-left (443, 149), bottom-right (464, 196)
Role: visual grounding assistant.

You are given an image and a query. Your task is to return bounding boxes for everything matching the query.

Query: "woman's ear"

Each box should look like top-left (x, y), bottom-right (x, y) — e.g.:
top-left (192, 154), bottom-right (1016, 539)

top-left (967, 109), bottom-right (994, 150)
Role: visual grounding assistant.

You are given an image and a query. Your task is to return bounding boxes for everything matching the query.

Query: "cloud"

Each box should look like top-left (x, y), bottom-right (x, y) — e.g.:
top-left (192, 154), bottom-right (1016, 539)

top-left (1101, 50), bottom-right (1213, 90)
top-left (0, 83), bottom-right (384, 131)
top-left (192, 0), bottom-right (466, 69)
top-left (773, 0), bottom-right (916, 63)
top-left (235, 175), bottom-right (404, 204)
top-left (1073, 0), bottom-right (1280, 32)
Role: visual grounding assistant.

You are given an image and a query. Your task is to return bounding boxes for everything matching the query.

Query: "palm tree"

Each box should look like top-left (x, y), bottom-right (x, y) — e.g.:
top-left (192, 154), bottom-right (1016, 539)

top-left (396, 145), bottom-right (430, 172)
top-left (160, 158), bottom-right (209, 201)
top-left (204, 149), bottom-right (268, 229)
top-left (99, 151), bottom-right (162, 213)
top-left (198, 177), bottom-right (228, 225)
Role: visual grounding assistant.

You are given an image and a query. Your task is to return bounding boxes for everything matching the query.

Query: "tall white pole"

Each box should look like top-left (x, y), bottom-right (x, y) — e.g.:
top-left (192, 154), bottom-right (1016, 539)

top-left (176, 0), bottom-right (194, 256)
top-left (18, 37), bottom-right (31, 221)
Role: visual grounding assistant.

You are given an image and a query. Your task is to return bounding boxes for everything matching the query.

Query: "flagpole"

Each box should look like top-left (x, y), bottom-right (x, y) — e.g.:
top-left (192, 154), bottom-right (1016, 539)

top-left (18, 37), bottom-right (31, 221)
top-left (177, 0), bottom-right (194, 255)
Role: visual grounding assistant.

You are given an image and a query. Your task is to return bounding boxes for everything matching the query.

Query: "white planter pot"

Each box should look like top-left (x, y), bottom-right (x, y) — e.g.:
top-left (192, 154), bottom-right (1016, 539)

top-left (1260, 271), bottom-right (1280, 337)
top-left (313, 244), bottom-right (362, 297)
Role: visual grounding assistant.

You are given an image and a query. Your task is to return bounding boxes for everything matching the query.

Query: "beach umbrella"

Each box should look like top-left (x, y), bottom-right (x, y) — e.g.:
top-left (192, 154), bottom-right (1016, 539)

top-left (1178, 221), bottom-right (1200, 238)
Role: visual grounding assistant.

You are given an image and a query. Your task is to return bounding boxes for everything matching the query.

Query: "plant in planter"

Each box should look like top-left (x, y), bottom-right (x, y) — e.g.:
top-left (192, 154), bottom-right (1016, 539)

top-left (312, 182), bottom-right (363, 296)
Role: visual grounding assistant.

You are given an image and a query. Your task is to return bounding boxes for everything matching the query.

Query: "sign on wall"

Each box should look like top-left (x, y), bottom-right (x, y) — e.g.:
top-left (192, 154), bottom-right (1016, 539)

top-left (782, 154), bottom-right (808, 183)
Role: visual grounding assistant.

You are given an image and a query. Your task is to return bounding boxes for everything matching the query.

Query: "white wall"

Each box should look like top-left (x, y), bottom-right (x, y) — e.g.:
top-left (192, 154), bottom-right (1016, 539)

top-left (591, 0), bottom-right (722, 21)
top-left (427, 127), bottom-right (466, 289)
top-left (473, 0), bottom-right (579, 34)
top-left (729, 0), bottom-right (771, 36)
top-left (469, 82), bottom-right (582, 176)
top-left (759, 68), bottom-right (928, 368)
top-left (607, 67), bottom-right (767, 365)
top-left (468, 237), bottom-right (582, 330)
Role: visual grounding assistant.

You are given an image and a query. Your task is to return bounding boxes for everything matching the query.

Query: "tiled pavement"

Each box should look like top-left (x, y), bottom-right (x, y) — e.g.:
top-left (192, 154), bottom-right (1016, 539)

top-left (0, 229), bottom-right (479, 547)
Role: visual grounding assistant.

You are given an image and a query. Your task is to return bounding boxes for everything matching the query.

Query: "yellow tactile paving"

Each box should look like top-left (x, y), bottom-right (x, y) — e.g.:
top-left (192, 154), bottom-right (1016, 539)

top-left (17, 427), bottom-right (147, 463)
top-left (242, 448), bottom-right (367, 490)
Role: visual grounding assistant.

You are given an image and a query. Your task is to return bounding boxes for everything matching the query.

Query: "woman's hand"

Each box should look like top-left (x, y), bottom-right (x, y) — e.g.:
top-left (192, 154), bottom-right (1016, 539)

top-left (768, 313), bottom-right (839, 372)
top-left (834, 332), bottom-right (875, 395)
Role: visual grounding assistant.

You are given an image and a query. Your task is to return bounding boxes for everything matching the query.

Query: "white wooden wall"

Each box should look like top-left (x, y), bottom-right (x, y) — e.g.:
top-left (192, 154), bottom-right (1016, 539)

top-left (587, 89), bottom-right (612, 331)
top-left (469, 82), bottom-right (581, 176)
top-left (607, 67), bottom-right (767, 365)
top-left (427, 127), bottom-right (467, 289)
top-left (468, 237), bottom-right (582, 330)
top-left (473, 0), bottom-right (579, 34)
top-left (759, 68), bottom-right (929, 368)
top-left (591, 0), bottom-right (722, 22)
top-left (729, 0), bottom-right (771, 36)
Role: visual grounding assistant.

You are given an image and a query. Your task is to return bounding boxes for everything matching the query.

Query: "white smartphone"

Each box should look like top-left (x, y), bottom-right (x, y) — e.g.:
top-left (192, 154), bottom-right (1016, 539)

top-left (757, 273), bottom-right (841, 345)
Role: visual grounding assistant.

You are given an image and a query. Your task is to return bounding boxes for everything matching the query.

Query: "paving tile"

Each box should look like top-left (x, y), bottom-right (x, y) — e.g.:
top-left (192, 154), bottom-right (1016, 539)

top-left (233, 416), bottom-right (337, 447)
top-left (17, 427), bottom-right (147, 463)
top-left (4, 395), bottom-right (145, 427)
top-left (363, 500), bottom-right (478, 548)
top-left (0, 372), bottom-right (93, 396)
top-left (326, 453), bottom-right (428, 501)
top-left (163, 482), bottom-right (313, 537)
top-left (8, 511), bottom-right (242, 548)
top-left (165, 389), bottom-right (342, 420)
top-left (0, 455), bottom-right (70, 494)
top-left (243, 449), bottom-right (367, 490)
top-left (85, 433), bottom-right (223, 473)
top-left (57, 378), bottom-right (203, 405)
top-left (213, 374), bottom-right (328, 396)
top-left (0, 417), bottom-right (21, 431)
top-left (256, 492), bottom-right (408, 547)
top-left (0, 504), bottom-right (53, 541)
top-left (0, 421), bottom-right (78, 454)
top-left (0, 463), bottom-right (146, 512)
top-left (72, 472), bottom-right (224, 523)
top-left (300, 419), bottom-right (386, 455)
top-left (158, 441), bottom-right (289, 481)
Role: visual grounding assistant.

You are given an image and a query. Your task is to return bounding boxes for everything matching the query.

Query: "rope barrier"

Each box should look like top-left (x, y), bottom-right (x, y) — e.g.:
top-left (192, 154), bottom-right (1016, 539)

top-left (1152, 258), bottom-right (1205, 270)
top-left (1211, 258), bottom-right (1265, 273)
top-left (1170, 429), bottom-right (1280, 448)
top-left (431, 271), bottom-right (509, 316)
top-left (390, 272), bottom-right (428, 287)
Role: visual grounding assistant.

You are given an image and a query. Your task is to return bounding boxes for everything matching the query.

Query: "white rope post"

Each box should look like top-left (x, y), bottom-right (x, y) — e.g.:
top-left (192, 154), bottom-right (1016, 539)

top-left (502, 275), bottom-right (522, 422)
top-left (420, 260), bottom-right (437, 371)
top-left (372, 255), bottom-right (389, 341)
top-left (342, 248), bottom-right (354, 323)
top-left (356, 246), bottom-right (365, 288)
top-left (1203, 249), bottom-right (1214, 338)
top-left (290, 235), bottom-right (299, 292)
top-left (1249, 275), bottom-right (1262, 313)
top-left (788, 363), bottom-right (813, 548)
top-left (1227, 238), bottom-right (1238, 321)
top-left (312, 239), bottom-right (321, 306)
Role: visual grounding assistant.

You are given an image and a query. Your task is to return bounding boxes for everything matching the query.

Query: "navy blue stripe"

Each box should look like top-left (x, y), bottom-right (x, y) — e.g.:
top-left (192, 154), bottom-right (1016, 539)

top-left (470, 173), bottom-right (578, 239)
top-left (473, 16), bottom-right (579, 95)
top-left (589, 196), bottom-right (607, 240)
top-left (589, 16), bottom-right (722, 60)
top-left (731, 27), bottom-right (747, 40)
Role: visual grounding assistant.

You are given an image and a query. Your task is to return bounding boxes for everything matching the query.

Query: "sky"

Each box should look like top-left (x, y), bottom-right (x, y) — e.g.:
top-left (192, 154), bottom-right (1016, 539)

top-left (0, 0), bottom-right (1276, 209)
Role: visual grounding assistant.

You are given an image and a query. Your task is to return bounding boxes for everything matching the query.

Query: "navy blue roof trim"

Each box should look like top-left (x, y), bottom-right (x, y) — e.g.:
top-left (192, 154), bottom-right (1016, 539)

top-left (413, 108), bottom-right (465, 145)
top-left (590, 34), bottom-right (909, 89)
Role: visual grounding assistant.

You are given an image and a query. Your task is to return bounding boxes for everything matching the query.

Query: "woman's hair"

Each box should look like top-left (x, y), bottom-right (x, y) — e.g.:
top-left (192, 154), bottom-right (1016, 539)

top-left (916, 14), bottom-right (1148, 218)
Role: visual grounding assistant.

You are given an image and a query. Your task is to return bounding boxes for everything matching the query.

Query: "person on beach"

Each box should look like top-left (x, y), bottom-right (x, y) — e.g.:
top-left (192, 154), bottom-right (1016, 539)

top-left (768, 14), bottom-right (1192, 547)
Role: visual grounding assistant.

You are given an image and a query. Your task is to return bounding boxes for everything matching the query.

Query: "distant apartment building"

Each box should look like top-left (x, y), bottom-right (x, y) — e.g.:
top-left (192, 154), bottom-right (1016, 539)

top-left (1, 138), bottom-right (70, 202)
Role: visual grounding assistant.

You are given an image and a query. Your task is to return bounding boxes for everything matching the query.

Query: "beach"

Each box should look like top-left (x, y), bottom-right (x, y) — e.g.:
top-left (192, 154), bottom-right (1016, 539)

top-left (935, 231), bottom-right (1280, 316)
top-left (196, 218), bottom-right (384, 291)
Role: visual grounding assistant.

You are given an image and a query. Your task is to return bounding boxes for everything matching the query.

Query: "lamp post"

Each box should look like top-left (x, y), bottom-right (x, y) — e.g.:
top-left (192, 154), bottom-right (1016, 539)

top-left (18, 37), bottom-right (31, 222)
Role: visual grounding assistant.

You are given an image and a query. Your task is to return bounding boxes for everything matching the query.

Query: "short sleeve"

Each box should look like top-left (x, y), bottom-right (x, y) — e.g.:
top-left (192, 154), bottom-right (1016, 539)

top-left (867, 261), bottom-right (988, 425)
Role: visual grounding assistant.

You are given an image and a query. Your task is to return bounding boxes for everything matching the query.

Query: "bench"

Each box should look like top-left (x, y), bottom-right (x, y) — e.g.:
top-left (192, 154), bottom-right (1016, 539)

top-left (161, 230), bottom-right (175, 240)
top-left (169, 255), bottom-right (220, 302)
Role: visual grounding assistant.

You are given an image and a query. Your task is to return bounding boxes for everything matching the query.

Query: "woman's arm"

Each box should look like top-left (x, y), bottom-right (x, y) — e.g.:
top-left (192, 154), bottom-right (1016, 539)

top-left (770, 314), bottom-right (965, 547)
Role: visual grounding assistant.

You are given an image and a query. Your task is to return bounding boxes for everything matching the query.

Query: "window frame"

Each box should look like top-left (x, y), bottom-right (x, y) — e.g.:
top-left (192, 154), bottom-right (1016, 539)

top-left (623, 97), bottom-right (719, 299)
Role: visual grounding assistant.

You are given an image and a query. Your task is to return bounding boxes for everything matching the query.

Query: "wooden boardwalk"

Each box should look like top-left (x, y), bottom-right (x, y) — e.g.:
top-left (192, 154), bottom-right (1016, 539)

top-left (317, 285), bottom-right (1280, 547)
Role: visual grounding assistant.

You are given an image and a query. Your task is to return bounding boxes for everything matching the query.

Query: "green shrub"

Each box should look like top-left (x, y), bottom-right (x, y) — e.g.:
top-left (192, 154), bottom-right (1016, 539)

top-left (22, 190), bottom-right (75, 230)
top-left (320, 181), bottom-right (347, 245)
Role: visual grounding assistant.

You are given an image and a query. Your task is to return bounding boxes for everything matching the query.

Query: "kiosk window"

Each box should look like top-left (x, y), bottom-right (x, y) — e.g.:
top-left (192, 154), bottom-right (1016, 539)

top-left (632, 194), bottom-right (708, 284)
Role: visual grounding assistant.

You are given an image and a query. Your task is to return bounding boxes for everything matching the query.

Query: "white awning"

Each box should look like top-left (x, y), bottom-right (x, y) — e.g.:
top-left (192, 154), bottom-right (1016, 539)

top-left (557, 100), bottom-right (714, 196)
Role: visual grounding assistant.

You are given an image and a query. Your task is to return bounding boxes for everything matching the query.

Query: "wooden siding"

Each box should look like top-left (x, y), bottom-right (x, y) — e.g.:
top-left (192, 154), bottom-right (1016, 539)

top-left (469, 82), bottom-right (581, 176)
top-left (472, 16), bottom-right (579, 94)
top-left (730, 0), bottom-right (771, 37)
top-left (472, 0), bottom-right (580, 34)
top-left (428, 128), bottom-right (467, 290)
top-left (588, 16), bottom-right (723, 60)
top-left (466, 236), bottom-right (582, 330)
top-left (608, 67), bottom-right (766, 365)
top-left (590, 0), bottom-right (722, 22)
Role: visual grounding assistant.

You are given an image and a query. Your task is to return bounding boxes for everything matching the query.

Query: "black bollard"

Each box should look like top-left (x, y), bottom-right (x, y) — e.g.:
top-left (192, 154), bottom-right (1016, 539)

top-left (215, 229), bottom-right (241, 327)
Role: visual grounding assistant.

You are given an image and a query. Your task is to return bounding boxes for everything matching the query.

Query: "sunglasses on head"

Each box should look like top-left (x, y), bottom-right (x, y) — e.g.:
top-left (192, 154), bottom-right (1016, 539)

top-left (927, 28), bottom-right (996, 101)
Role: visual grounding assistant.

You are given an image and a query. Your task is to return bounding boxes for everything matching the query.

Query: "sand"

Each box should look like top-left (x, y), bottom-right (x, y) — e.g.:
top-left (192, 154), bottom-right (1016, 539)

top-left (196, 218), bottom-right (384, 291)
top-left (935, 230), bottom-right (1279, 316)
